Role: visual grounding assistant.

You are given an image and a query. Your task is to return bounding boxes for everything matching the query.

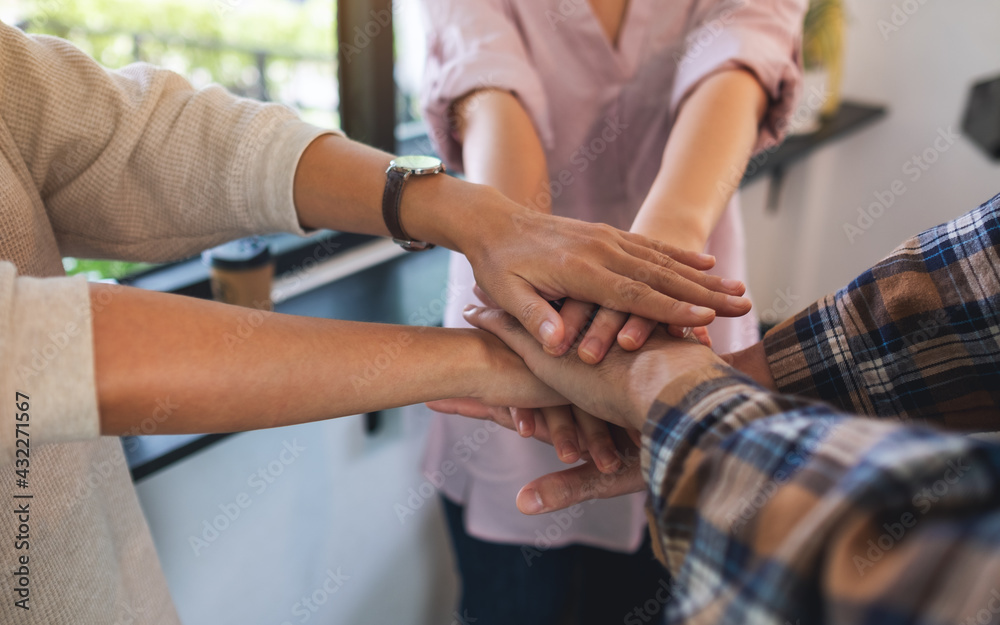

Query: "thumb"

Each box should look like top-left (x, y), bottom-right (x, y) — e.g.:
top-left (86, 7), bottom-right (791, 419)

top-left (462, 304), bottom-right (539, 359)
top-left (486, 281), bottom-right (565, 351)
top-left (426, 398), bottom-right (501, 420)
top-left (516, 461), bottom-right (645, 514)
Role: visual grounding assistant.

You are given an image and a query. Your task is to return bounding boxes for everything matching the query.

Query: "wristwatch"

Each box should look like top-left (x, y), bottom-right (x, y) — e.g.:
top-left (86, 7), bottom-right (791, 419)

top-left (382, 155), bottom-right (446, 252)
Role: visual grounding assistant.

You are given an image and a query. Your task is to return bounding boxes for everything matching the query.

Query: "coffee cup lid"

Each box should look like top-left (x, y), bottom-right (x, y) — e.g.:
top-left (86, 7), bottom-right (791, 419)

top-left (204, 237), bottom-right (272, 271)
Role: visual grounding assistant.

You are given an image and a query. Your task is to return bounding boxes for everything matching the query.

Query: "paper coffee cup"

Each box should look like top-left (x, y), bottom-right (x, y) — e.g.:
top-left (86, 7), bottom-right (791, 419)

top-left (204, 238), bottom-right (274, 310)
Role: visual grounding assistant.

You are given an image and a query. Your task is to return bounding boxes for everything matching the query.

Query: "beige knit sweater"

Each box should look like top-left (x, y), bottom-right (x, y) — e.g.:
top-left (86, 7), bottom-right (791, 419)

top-left (0, 22), bottom-right (334, 623)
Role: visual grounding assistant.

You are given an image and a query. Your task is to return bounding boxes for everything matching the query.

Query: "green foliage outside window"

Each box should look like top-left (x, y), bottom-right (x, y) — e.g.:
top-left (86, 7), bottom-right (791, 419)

top-left (15, 0), bottom-right (337, 280)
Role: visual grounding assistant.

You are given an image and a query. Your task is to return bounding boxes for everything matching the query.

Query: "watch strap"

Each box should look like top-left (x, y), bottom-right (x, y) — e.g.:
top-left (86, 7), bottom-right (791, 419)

top-left (381, 166), bottom-right (435, 252)
top-left (382, 167), bottom-right (410, 241)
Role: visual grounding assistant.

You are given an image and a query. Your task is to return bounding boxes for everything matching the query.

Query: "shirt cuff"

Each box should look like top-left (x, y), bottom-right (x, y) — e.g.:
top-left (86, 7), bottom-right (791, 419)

top-left (1, 268), bottom-right (100, 464)
top-left (422, 58), bottom-right (553, 174)
top-left (245, 118), bottom-right (344, 236)
top-left (671, 27), bottom-right (803, 154)
top-left (639, 365), bottom-right (771, 570)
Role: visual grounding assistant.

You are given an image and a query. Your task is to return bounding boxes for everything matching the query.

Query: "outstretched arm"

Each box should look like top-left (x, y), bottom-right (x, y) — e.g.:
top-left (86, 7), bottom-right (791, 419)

top-left (640, 363), bottom-right (1000, 625)
top-left (567, 69), bottom-right (766, 363)
top-left (91, 283), bottom-right (563, 437)
top-left (291, 132), bottom-right (749, 353)
top-left (762, 192), bottom-right (1000, 429)
top-left (566, 0), bottom-right (811, 363)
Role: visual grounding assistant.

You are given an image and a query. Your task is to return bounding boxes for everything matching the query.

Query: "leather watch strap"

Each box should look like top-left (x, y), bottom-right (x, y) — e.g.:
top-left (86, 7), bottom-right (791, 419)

top-left (381, 157), bottom-right (441, 252)
top-left (381, 166), bottom-right (411, 242)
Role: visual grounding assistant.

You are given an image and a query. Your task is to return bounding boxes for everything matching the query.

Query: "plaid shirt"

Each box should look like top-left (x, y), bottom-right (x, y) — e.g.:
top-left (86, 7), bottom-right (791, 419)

top-left (641, 192), bottom-right (1000, 625)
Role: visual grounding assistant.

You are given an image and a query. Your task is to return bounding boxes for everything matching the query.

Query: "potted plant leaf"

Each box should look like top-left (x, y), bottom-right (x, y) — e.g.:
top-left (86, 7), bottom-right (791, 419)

top-left (791, 0), bottom-right (845, 134)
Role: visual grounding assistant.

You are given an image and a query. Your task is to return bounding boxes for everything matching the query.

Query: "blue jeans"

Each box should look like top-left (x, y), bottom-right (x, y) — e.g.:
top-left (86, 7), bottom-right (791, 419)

top-left (441, 496), bottom-right (670, 625)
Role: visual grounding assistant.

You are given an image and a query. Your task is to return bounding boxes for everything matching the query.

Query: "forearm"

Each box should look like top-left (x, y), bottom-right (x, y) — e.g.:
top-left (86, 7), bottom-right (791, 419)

top-left (455, 89), bottom-right (551, 212)
top-left (642, 371), bottom-right (1000, 623)
top-left (292, 134), bottom-right (505, 253)
top-left (630, 69), bottom-right (768, 249)
top-left (762, 194), bottom-right (1000, 429)
top-left (91, 284), bottom-right (494, 435)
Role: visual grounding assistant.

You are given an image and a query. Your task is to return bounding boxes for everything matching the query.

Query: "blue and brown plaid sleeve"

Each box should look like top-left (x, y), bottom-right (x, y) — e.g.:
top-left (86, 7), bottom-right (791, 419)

top-left (641, 368), bottom-right (1000, 625)
top-left (762, 192), bottom-right (1000, 431)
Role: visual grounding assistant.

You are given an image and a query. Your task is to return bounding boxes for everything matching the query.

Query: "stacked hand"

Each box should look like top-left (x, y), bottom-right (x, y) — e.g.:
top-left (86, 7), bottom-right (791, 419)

top-left (430, 304), bottom-right (731, 515)
top-left (461, 204), bottom-right (749, 354)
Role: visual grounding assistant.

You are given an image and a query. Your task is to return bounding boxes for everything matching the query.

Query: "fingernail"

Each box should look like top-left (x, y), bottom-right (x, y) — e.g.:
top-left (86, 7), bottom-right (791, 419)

top-left (539, 320), bottom-right (558, 345)
top-left (516, 419), bottom-right (529, 437)
top-left (697, 253), bottom-right (716, 263)
top-left (688, 305), bottom-right (714, 318)
top-left (463, 304), bottom-right (477, 314)
top-left (727, 295), bottom-right (751, 308)
top-left (620, 329), bottom-right (639, 347)
top-left (579, 338), bottom-right (599, 361)
top-left (558, 440), bottom-right (579, 461)
top-left (682, 327), bottom-right (693, 338)
top-left (599, 449), bottom-right (621, 472)
top-left (521, 488), bottom-right (544, 514)
top-left (721, 278), bottom-right (743, 292)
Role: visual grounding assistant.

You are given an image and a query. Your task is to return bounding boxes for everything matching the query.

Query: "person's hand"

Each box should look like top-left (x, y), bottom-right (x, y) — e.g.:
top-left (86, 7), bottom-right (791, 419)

top-left (516, 427), bottom-right (645, 515)
top-left (518, 405), bottom-right (624, 473)
top-left (460, 200), bottom-right (751, 354)
top-left (428, 398), bottom-right (624, 474)
top-left (468, 329), bottom-right (567, 410)
top-left (462, 305), bottom-right (726, 431)
top-left (556, 299), bottom-right (717, 364)
top-left (431, 395), bottom-right (646, 513)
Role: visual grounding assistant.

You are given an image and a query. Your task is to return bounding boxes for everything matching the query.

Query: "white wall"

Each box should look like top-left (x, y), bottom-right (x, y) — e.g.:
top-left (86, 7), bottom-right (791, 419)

top-left (742, 0), bottom-right (1000, 322)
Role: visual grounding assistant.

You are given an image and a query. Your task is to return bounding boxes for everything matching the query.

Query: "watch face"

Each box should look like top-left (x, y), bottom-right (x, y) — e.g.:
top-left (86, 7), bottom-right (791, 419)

top-left (392, 155), bottom-right (444, 174)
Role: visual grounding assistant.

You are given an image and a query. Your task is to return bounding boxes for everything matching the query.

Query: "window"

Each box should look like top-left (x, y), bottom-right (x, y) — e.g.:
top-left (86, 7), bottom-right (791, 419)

top-left (8, 0), bottom-right (436, 287)
top-left (10, 0), bottom-right (338, 280)
top-left (394, 0), bottom-right (428, 142)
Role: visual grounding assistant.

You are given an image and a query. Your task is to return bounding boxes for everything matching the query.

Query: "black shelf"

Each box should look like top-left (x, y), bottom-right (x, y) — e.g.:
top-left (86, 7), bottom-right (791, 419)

top-left (127, 434), bottom-right (234, 482)
top-left (742, 101), bottom-right (888, 187)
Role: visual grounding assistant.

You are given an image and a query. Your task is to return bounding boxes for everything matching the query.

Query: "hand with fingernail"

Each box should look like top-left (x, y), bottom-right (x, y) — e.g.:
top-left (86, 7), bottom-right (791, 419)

top-left (429, 303), bottom-right (729, 515)
top-left (459, 208), bottom-right (752, 356)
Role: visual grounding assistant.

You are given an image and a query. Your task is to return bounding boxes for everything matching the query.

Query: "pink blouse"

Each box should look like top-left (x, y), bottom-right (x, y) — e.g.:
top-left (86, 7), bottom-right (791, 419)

top-left (418, 0), bottom-right (805, 551)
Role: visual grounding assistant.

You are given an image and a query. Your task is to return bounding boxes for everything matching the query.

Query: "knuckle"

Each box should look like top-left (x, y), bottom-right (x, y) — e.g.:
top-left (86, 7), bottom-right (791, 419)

top-left (501, 311), bottom-right (527, 335)
top-left (708, 289), bottom-right (731, 309)
top-left (553, 423), bottom-right (576, 439)
top-left (576, 469), bottom-right (604, 500)
top-left (640, 236), bottom-right (670, 255)
top-left (667, 298), bottom-right (687, 316)
top-left (551, 474), bottom-right (580, 505)
top-left (593, 309), bottom-right (625, 333)
top-left (595, 222), bottom-right (617, 238)
top-left (617, 279), bottom-right (651, 305)
top-left (594, 239), bottom-right (618, 258)
top-left (518, 299), bottom-right (544, 323)
top-left (588, 430), bottom-right (614, 449)
top-left (653, 265), bottom-right (680, 286)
